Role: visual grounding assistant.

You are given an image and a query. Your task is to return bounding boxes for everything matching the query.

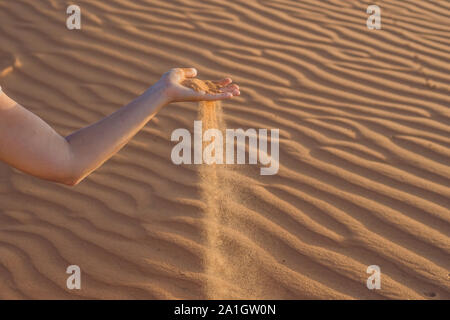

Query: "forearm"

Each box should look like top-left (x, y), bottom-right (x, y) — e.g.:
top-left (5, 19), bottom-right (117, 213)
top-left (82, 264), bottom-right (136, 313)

top-left (0, 89), bottom-right (74, 184)
top-left (0, 68), bottom-right (238, 186)
top-left (65, 82), bottom-right (168, 185)
top-left (0, 83), bottom-right (168, 186)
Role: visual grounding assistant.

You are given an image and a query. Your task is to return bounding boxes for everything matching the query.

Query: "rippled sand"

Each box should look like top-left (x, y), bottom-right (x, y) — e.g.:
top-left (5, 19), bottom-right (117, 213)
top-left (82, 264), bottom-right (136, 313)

top-left (0, 0), bottom-right (449, 299)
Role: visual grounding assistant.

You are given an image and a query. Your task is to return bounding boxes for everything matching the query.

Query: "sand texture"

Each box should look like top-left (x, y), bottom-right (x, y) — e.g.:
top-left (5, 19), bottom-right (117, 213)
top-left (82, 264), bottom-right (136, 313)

top-left (0, 0), bottom-right (449, 299)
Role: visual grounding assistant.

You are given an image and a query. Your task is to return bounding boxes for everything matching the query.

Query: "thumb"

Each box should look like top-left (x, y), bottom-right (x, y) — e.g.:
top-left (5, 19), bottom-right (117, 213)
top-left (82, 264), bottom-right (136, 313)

top-left (180, 68), bottom-right (197, 79)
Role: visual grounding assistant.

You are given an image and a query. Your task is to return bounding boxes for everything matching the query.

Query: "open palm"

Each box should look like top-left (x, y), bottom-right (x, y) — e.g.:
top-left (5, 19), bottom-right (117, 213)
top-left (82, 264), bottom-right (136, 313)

top-left (160, 68), bottom-right (240, 103)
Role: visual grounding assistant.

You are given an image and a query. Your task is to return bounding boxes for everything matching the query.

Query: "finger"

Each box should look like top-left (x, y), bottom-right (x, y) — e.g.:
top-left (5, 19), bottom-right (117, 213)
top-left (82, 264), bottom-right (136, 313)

top-left (180, 68), bottom-right (197, 78)
top-left (220, 84), bottom-right (239, 93)
top-left (181, 86), bottom-right (233, 101)
top-left (220, 84), bottom-right (240, 96)
top-left (198, 92), bottom-right (234, 101)
top-left (168, 68), bottom-right (197, 82)
top-left (177, 85), bottom-right (238, 102)
top-left (212, 78), bottom-right (232, 87)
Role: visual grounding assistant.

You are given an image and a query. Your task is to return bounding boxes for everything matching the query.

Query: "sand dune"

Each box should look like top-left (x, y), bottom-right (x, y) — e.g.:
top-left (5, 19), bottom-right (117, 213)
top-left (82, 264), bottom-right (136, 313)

top-left (0, 0), bottom-right (449, 299)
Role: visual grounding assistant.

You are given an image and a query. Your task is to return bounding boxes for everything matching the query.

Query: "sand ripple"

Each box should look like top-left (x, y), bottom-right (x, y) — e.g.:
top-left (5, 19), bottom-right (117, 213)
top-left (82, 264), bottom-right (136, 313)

top-left (0, 0), bottom-right (448, 299)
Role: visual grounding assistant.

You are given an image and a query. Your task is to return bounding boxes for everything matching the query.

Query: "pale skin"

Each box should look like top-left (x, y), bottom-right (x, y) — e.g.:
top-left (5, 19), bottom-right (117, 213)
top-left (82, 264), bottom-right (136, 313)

top-left (0, 68), bottom-right (240, 186)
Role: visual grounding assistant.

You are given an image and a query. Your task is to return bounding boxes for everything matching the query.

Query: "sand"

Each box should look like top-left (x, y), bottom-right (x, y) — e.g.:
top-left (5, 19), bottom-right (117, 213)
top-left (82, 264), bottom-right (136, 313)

top-left (0, 0), bottom-right (449, 299)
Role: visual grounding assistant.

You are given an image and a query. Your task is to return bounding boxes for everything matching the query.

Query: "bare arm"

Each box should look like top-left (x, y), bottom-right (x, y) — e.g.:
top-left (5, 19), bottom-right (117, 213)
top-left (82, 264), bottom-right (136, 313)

top-left (0, 68), bottom-right (239, 186)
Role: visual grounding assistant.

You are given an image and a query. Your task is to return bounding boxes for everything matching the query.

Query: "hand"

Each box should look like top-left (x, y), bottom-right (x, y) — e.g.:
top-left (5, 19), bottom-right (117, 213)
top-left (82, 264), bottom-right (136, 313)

top-left (158, 68), bottom-right (240, 103)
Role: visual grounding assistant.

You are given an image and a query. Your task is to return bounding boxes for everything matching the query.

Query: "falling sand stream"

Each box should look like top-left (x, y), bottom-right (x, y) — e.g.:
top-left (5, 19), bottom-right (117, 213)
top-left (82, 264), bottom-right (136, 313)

top-left (182, 79), bottom-right (266, 299)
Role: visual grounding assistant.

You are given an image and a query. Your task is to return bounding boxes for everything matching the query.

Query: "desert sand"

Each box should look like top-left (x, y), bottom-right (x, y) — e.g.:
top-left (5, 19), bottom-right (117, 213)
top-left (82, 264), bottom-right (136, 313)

top-left (0, 0), bottom-right (449, 299)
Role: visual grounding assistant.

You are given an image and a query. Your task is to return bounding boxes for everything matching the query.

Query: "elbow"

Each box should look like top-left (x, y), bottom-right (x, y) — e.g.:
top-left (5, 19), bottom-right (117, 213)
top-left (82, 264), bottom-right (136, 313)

top-left (62, 177), bottom-right (82, 187)
top-left (57, 170), bottom-right (86, 186)
top-left (60, 174), bottom-right (85, 187)
top-left (58, 146), bottom-right (85, 186)
top-left (25, 168), bottom-right (85, 186)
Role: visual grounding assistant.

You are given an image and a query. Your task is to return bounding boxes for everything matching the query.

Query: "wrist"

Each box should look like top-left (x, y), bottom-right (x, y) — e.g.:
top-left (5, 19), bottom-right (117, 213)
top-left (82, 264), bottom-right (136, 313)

top-left (144, 80), bottom-right (171, 107)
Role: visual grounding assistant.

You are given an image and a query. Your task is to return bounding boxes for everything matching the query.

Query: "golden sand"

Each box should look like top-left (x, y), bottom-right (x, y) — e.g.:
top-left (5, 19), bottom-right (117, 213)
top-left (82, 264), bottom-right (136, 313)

top-left (0, 0), bottom-right (449, 299)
